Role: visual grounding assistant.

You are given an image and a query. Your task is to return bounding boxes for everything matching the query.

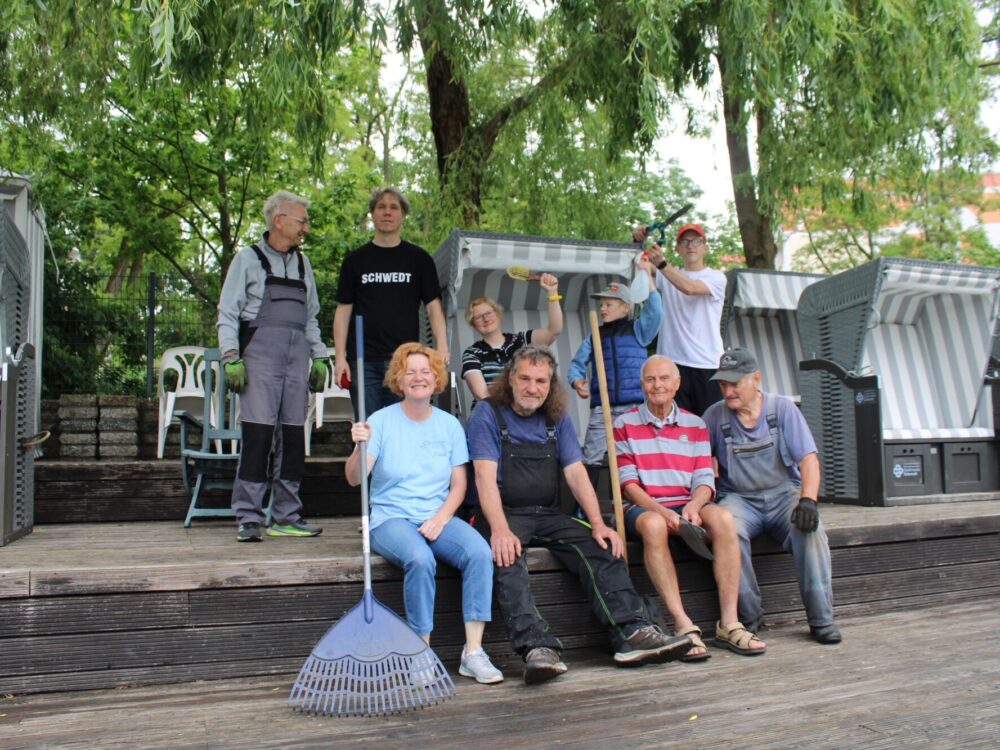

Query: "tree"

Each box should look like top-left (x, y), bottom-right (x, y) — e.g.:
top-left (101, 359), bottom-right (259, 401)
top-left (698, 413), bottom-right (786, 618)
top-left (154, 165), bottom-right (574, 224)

top-left (378, 1), bottom-right (689, 227)
top-left (2, 0), bottom-right (390, 395)
top-left (661, 0), bottom-right (992, 268)
top-left (1, 0), bottom-right (377, 285)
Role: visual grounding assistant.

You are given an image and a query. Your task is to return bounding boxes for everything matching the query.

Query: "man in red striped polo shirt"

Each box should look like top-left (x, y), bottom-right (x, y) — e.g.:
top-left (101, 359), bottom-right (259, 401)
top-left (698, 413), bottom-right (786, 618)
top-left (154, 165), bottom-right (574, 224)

top-left (614, 355), bottom-right (766, 660)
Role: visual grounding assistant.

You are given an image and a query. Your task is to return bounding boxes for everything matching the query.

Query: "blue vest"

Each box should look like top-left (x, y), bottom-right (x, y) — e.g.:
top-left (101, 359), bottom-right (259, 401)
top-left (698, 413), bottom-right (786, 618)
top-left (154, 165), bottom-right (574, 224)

top-left (589, 318), bottom-right (646, 407)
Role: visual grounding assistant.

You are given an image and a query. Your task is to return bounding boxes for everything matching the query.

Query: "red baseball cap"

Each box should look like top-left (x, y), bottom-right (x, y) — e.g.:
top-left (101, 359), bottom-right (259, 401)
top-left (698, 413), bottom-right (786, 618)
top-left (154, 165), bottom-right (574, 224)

top-left (676, 223), bottom-right (706, 241)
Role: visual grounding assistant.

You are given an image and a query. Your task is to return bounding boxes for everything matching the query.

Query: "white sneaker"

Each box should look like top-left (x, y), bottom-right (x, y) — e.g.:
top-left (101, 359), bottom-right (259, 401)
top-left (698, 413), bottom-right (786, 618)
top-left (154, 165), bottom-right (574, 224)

top-left (459, 646), bottom-right (504, 684)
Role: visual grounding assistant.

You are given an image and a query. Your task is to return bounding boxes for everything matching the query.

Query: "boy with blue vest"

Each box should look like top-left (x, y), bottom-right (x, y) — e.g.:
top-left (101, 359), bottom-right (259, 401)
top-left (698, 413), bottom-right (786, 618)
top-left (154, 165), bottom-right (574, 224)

top-left (568, 258), bottom-right (661, 464)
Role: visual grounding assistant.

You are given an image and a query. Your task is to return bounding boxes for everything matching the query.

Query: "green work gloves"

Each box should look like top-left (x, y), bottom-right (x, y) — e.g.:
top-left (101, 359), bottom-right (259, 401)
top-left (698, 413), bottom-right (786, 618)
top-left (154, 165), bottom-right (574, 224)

top-left (309, 358), bottom-right (329, 392)
top-left (224, 359), bottom-right (248, 394)
top-left (790, 497), bottom-right (819, 533)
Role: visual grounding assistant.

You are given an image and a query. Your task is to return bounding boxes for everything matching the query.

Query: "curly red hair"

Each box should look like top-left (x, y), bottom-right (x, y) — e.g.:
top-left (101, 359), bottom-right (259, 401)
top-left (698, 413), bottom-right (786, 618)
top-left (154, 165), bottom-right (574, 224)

top-left (384, 343), bottom-right (448, 397)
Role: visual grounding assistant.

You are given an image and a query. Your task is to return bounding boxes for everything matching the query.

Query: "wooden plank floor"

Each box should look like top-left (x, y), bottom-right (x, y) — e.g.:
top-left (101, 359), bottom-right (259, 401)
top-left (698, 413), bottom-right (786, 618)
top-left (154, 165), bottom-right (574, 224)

top-left (5, 500), bottom-right (1000, 597)
top-left (1, 598), bottom-right (998, 750)
top-left (2, 501), bottom-right (998, 696)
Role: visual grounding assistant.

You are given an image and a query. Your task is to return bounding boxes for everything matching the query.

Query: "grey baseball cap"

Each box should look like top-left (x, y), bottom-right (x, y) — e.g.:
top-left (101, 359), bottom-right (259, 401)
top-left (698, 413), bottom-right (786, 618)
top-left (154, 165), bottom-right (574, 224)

top-left (711, 348), bottom-right (760, 382)
top-left (590, 282), bottom-right (631, 304)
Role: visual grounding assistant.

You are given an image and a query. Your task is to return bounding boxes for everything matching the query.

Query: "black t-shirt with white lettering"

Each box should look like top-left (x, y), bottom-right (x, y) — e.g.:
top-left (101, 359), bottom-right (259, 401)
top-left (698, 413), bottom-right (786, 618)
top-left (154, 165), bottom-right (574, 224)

top-left (336, 240), bottom-right (441, 360)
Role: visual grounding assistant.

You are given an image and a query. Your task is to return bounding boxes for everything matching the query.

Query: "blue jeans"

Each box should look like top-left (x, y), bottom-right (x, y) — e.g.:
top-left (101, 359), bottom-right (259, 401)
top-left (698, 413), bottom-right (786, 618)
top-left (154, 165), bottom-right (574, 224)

top-left (718, 485), bottom-right (835, 628)
top-left (370, 516), bottom-right (494, 637)
top-left (349, 358), bottom-right (401, 420)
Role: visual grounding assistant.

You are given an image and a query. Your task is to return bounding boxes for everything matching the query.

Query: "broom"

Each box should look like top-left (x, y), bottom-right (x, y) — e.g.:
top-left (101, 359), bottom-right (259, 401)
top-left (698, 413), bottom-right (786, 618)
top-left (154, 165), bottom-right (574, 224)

top-left (289, 316), bottom-right (456, 717)
top-left (506, 264), bottom-right (541, 282)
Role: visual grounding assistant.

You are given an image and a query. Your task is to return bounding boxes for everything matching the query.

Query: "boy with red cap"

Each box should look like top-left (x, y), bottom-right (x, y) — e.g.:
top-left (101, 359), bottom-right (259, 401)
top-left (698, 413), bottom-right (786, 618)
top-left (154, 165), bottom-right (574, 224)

top-left (632, 222), bottom-right (727, 416)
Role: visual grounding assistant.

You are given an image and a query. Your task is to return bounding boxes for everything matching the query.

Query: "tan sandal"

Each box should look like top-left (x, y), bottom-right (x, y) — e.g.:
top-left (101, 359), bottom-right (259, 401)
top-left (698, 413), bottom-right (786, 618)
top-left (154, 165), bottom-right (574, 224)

top-left (714, 621), bottom-right (767, 656)
top-left (676, 625), bottom-right (711, 662)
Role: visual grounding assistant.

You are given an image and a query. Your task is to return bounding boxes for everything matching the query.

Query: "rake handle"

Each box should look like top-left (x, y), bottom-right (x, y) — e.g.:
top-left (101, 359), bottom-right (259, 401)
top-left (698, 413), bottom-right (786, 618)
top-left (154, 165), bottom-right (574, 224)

top-left (589, 311), bottom-right (628, 565)
top-left (355, 317), bottom-right (375, 622)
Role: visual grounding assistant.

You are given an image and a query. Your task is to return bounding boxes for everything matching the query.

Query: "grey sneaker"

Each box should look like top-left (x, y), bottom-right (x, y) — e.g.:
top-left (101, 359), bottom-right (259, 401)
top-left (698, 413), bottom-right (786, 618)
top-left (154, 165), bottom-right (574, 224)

top-left (266, 520), bottom-right (322, 537)
top-left (459, 647), bottom-right (504, 684)
top-left (523, 647), bottom-right (567, 685)
top-left (614, 625), bottom-right (693, 666)
top-left (236, 522), bottom-right (261, 542)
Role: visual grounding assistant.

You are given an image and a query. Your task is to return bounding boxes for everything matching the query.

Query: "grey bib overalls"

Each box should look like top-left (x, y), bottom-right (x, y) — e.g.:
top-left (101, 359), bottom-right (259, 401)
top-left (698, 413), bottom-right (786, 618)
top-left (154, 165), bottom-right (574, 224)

top-left (230, 245), bottom-right (311, 525)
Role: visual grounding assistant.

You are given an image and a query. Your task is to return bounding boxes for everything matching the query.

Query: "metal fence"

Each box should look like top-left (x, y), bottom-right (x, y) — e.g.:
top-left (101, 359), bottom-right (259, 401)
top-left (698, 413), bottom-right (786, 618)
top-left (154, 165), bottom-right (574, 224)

top-left (44, 272), bottom-right (338, 398)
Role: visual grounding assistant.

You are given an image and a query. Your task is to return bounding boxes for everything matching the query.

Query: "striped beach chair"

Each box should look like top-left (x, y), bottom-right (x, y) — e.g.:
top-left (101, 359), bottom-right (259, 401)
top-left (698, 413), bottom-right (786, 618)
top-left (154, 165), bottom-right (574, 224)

top-left (721, 269), bottom-right (825, 402)
top-left (797, 258), bottom-right (1000, 506)
top-left (431, 230), bottom-right (643, 440)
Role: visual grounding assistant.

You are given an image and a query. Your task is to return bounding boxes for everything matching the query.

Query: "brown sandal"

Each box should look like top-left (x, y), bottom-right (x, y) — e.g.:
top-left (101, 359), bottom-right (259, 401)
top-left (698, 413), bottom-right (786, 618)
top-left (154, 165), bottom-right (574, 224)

top-left (714, 621), bottom-right (767, 656)
top-left (676, 625), bottom-right (711, 662)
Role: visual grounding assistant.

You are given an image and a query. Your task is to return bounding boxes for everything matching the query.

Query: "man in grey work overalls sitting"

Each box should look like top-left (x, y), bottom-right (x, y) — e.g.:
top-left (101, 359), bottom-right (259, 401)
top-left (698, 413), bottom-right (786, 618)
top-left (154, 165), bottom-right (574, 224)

top-left (702, 348), bottom-right (841, 644)
top-left (217, 190), bottom-right (328, 543)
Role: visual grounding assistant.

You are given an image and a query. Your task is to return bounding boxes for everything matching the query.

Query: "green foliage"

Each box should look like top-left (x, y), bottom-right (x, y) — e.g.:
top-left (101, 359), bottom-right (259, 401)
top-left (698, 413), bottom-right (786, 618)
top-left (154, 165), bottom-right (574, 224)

top-left (789, 122), bottom-right (1000, 272)
top-left (658, 0), bottom-right (995, 268)
top-left (1, 0), bottom-right (379, 278)
top-left (41, 263), bottom-right (147, 397)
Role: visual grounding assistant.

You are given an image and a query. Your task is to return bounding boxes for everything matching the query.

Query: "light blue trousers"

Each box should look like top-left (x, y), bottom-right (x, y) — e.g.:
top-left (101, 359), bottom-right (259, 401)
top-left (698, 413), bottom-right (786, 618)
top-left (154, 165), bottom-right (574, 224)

top-left (719, 485), bottom-right (835, 628)
top-left (370, 516), bottom-right (494, 636)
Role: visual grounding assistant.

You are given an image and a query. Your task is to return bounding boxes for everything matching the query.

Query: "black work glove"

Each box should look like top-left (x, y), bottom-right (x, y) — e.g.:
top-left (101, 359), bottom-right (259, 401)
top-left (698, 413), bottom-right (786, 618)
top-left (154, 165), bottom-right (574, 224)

top-left (790, 497), bottom-right (819, 533)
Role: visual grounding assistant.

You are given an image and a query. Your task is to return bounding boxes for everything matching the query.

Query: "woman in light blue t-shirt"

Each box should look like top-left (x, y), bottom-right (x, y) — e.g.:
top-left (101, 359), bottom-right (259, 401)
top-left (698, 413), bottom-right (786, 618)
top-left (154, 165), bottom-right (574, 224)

top-left (345, 342), bottom-right (503, 684)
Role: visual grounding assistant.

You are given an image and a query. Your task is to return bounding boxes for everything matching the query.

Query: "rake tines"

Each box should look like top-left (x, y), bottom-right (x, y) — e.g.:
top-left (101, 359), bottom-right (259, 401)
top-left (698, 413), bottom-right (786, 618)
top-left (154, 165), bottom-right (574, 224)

top-left (289, 651), bottom-right (455, 717)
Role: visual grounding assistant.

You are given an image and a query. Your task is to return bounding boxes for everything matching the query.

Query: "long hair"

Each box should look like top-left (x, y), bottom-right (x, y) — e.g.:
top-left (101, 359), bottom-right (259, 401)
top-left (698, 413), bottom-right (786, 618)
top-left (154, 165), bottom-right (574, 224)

top-left (489, 344), bottom-right (567, 422)
top-left (383, 342), bottom-right (448, 397)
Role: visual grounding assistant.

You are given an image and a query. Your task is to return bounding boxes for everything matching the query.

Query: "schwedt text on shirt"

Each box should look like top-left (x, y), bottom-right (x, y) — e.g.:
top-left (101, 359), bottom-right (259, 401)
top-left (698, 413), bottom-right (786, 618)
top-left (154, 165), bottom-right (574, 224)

top-left (361, 272), bottom-right (414, 284)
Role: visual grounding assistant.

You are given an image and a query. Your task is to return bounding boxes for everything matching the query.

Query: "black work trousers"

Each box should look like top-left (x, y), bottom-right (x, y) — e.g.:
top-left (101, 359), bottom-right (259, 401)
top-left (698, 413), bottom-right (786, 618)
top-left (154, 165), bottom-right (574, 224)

top-left (473, 505), bottom-right (648, 659)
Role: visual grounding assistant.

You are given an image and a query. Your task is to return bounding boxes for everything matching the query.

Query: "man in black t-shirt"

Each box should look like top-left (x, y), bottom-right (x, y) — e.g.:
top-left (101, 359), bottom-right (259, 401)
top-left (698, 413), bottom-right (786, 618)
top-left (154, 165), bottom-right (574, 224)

top-left (333, 187), bottom-right (447, 418)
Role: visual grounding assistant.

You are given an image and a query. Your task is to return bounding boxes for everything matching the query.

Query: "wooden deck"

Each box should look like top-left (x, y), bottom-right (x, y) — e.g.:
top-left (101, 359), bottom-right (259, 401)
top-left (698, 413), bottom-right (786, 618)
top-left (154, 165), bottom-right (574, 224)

top-left (1, 599), bottom-right (998, 749)
top-left (2, 500), bottom-right (999, 697)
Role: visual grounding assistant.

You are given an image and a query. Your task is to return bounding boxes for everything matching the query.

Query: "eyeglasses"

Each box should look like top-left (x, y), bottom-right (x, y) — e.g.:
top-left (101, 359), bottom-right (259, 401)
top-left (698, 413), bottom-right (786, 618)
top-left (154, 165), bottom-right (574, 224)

top-left (677, 237), bottom-right (704, 248)
top-left (472, 311), bottom-right (497, 324)
top-left (278, 214), bottom-right (310, 227)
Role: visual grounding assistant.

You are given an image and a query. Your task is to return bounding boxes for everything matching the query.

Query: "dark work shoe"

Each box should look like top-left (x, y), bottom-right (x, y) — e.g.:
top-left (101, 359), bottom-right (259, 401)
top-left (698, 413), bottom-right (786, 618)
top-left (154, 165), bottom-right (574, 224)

top-left (266, 520), bottom-right (323, 538)
top-left (523, 647), bottom-right (568, 685)
top-left (810, 624), bottom-right (842, 644)
top-left (236, 522), bottom-right (261, 542)
top-left (614, 625), bottom-right (693, 666)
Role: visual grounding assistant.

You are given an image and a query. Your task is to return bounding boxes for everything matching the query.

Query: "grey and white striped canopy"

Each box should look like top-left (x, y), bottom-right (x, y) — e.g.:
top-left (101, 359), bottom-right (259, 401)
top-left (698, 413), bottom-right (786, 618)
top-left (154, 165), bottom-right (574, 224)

top-left (433, 230), bottom-right (641, 438)
top-left (799, 258), bottom-right (1000, 441)
top-left (722, 269), bottom-right (825, 401)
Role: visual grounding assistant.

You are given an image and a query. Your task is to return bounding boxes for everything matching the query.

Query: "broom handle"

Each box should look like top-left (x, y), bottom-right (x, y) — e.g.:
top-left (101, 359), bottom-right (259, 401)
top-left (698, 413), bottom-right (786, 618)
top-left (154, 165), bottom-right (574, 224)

top-left (588, 311), bottom-right (628, 565)
top-left (355, 316), bottom-right (374, 605)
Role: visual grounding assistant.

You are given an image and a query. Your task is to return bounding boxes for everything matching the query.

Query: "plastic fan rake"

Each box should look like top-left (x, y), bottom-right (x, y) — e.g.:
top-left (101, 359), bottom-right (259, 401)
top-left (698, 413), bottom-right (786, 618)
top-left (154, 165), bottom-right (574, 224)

top-left (288, 315), bottom-right (456, 717)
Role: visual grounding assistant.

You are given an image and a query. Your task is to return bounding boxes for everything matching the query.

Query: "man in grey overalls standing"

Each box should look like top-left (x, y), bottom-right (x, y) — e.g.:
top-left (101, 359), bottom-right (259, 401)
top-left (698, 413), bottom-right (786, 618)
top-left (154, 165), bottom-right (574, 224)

top-left (702, 348), bottom-right (842, 644)
top-left (217, 190), bottom-right (328, 543)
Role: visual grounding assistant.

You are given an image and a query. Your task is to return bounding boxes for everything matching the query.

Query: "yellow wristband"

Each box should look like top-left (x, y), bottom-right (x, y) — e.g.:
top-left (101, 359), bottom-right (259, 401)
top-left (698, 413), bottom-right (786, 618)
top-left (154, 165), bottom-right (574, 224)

top-left (548, 294), bottom-right (563, 302)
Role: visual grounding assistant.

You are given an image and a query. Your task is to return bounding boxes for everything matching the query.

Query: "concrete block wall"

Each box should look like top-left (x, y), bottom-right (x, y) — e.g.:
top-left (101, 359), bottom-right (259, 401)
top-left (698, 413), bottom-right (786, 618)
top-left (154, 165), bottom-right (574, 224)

top-left (38, 397), bottom-right (353, 460)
